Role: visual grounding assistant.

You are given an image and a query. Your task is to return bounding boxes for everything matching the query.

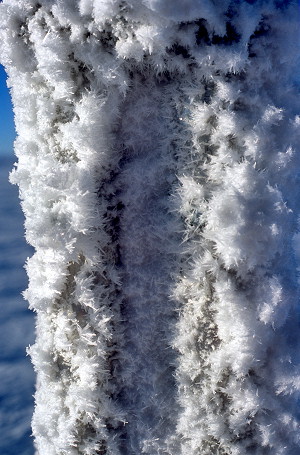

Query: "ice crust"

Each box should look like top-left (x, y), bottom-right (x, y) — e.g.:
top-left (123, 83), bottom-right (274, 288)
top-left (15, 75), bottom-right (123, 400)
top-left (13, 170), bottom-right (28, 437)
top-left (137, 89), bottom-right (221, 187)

top-left (1, 0), bottom-right (300, 454)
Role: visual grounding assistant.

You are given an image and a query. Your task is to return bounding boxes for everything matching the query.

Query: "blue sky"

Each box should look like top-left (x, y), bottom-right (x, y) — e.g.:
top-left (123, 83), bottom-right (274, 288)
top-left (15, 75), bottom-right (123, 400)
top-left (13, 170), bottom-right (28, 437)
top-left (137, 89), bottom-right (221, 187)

top-left (0, 64), bottom-right (16, 156)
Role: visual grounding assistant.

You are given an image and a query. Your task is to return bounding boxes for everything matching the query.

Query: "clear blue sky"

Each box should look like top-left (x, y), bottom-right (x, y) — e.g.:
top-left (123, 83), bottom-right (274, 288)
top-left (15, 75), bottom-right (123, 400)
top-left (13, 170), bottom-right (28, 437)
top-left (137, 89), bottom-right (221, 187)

top-left (0, 64), bottom-right (16, 156)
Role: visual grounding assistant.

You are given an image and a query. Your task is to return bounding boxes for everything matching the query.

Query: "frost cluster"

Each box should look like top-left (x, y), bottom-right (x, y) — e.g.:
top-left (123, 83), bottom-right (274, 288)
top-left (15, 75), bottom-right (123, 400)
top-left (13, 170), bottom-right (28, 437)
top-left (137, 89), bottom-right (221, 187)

top-left (1, 0), bottom-right (300, 454)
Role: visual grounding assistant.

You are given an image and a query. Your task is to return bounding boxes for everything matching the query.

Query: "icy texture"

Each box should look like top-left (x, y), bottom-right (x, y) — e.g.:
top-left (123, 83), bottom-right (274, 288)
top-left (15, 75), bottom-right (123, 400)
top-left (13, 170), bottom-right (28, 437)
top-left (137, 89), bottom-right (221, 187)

top-left (1, 0), bottom-right (300, 454)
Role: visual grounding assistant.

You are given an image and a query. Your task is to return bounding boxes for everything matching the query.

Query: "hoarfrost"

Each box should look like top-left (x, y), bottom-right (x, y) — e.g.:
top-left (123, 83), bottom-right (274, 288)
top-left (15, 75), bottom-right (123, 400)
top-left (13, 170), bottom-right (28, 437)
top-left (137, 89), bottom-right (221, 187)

top-left (1, 0), bottom-right (300, 454)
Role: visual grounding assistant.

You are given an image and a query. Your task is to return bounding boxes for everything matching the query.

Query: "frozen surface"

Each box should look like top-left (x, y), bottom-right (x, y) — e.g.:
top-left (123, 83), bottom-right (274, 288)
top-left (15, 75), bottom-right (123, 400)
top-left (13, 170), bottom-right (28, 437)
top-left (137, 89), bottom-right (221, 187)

top-left (1, 1), bottom-right (300, 454)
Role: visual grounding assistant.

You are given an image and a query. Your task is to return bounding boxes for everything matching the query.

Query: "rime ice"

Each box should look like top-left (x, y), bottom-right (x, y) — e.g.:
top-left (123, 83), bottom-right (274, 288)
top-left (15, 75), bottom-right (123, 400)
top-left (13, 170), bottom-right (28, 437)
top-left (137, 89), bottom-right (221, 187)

top-left (1, 1), bottom-right (300, 454)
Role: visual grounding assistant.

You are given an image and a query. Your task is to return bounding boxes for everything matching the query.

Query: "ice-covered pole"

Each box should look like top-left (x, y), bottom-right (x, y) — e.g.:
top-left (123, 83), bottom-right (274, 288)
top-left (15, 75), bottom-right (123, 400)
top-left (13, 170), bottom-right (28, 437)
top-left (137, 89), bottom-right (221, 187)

top-left (1, 1), bottom-right (300, 454)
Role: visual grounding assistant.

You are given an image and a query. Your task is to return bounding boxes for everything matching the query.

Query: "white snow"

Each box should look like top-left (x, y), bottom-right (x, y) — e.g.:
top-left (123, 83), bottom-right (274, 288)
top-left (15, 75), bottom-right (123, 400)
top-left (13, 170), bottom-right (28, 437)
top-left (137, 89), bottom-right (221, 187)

top-left (1, 0), bottom-right (300, 454)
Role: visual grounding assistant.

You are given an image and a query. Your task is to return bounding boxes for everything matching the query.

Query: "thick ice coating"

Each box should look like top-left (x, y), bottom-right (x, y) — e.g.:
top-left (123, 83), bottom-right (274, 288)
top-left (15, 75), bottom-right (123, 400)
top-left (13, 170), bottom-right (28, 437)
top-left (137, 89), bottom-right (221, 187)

top-left (1, 0), bottom-right (300, 454)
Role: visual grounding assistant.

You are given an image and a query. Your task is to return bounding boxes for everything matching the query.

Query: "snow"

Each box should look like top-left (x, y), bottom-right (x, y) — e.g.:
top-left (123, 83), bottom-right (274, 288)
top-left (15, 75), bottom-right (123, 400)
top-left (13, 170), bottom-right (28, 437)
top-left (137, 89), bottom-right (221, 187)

top-left (1, 0), bottom-right (300, 454)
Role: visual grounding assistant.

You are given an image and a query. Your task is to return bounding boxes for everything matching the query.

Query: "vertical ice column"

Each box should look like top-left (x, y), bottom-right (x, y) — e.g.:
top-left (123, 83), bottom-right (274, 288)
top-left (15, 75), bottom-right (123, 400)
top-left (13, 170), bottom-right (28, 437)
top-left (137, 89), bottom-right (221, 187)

top-left (172, 5), bottom-right (300, 455)
top-left (0, 1), bottom-right (127, 453)
top-left (1, 1), bottom-right (300, 455)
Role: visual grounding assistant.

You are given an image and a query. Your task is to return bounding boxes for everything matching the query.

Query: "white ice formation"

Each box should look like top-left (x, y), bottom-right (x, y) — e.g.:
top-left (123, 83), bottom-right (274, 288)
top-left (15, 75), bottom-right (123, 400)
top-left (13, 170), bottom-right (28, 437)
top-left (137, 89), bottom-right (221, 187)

top-left (1, 0), bottom-right (300, 454)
